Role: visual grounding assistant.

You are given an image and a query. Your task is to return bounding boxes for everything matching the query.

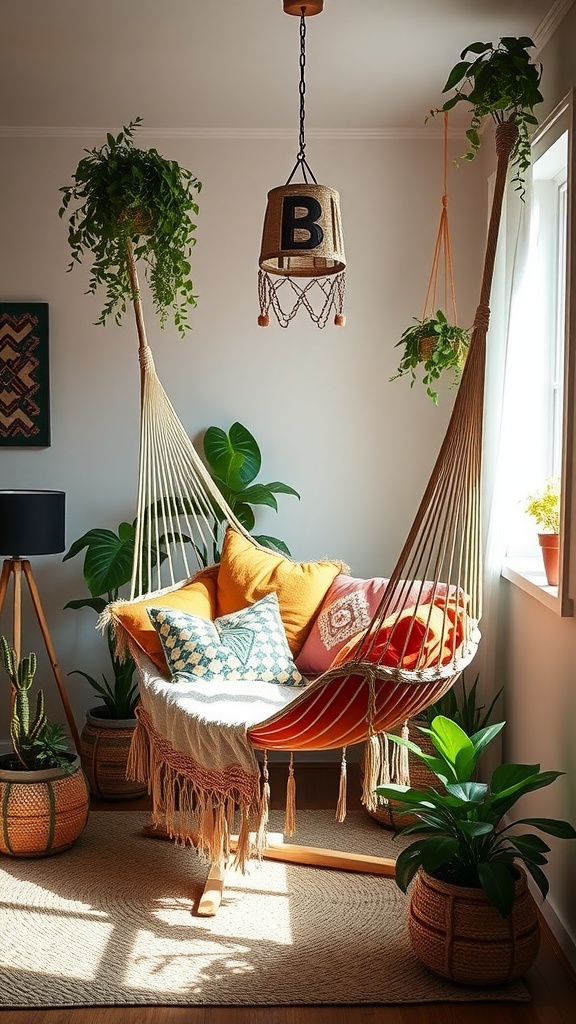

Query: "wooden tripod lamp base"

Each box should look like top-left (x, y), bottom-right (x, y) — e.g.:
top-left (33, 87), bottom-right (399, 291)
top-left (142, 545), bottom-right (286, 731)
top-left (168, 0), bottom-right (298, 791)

top-left (0, 490), bottom-right (81, 752)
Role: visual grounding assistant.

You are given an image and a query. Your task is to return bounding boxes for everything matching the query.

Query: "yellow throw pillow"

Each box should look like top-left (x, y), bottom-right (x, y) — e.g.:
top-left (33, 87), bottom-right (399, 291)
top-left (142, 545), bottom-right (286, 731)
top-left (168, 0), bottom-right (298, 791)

top-left (216, 528), bottom-right (344, 656)
top-left (107, 565), bottom-right (218, 672)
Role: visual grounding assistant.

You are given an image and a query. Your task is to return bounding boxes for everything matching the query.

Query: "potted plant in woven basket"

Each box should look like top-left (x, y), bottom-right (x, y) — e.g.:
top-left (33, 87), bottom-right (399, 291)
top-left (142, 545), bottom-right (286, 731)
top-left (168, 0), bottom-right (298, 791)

top-left (525, 479), bottom-right (560, 586)
top-left (375, 715), bottom-right (576, 986)
top-left (63, 520), bottom-right (150, 801)
top-left (435, 36), bottom-right (544, 196)
top-left (0, 636), bottom-right (90, 856)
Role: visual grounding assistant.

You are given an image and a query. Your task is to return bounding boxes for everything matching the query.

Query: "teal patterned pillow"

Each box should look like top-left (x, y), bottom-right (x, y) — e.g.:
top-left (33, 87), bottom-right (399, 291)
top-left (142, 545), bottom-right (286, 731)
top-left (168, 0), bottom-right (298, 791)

top-left (147, 592), bottom-right (305, 686)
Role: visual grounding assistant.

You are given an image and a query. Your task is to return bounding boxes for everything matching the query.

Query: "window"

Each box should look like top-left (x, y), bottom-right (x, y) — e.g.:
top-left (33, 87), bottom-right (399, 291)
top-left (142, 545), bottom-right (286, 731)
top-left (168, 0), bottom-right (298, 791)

top-left (498, 93), bottom-right (575, 614)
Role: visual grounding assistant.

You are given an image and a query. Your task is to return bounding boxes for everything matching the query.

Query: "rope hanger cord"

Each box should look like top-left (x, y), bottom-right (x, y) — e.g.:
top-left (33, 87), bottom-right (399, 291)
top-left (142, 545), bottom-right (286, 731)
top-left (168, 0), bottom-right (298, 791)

top-left (422, 112), bottom-right (458, 324)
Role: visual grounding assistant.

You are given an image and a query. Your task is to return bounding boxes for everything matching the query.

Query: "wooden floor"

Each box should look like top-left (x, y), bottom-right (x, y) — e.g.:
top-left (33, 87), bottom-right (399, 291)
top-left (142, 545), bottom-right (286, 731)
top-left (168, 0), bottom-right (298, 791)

top-left (2, 762), bottom-right (575, 1024)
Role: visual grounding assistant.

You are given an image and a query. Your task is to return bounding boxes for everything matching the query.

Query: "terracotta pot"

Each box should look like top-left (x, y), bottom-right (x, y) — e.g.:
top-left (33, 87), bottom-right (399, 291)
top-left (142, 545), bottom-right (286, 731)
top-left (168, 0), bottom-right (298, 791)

top-left (80, 708), bottom-right (148, 801)
top-left (538, 532), bottom-right (559, 587)
top-left (408, 868), bottom-right (540, 986)
top-left (0, 754), bottom-right (90, 857)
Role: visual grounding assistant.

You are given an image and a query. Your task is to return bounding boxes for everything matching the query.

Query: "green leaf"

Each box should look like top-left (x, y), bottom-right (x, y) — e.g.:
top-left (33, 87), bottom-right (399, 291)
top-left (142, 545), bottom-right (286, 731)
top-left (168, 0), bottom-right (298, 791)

top-left (419, 836), bottom-right (460, 872)
top-left (79, 527), bottom-right (135, 597)
top-left (477, 861), bottom-right (516, 917)
top-left (252, 535), bottom-right (292, 556)
top-left (203, 423), bottom-right (261, 491)
top-left (442, 61), bottom-right (472, 93)
top-left (514, 817), bottom-right (576, 839)
top-left (460, 41), bottom-right (493, 58)
top-left (394, 841), bottom-right (428, 892)
top-left (64, 597), bottom-right (107, 615)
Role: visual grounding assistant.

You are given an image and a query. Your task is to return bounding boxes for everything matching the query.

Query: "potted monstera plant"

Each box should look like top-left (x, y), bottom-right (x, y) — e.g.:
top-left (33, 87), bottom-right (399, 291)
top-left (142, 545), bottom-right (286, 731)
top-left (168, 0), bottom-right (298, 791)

top-left (0, 637), bottom-right (90, 856)
top-left (376, 715), bottom-right (576, 986)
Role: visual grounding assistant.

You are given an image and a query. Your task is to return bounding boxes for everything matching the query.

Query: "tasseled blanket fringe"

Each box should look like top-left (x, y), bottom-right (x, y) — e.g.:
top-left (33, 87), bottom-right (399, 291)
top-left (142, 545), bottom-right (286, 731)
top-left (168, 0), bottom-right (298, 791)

top-left (127, 705), bottom-right (265, 871)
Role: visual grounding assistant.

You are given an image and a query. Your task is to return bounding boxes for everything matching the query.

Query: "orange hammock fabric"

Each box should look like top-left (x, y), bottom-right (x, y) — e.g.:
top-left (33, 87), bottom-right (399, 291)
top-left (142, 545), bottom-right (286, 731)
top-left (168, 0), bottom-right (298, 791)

top-left (109, 122), bottom-right (518, 868)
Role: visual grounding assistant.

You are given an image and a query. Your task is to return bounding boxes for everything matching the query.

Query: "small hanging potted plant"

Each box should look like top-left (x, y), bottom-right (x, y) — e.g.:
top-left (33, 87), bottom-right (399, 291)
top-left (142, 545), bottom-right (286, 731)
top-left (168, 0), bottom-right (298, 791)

top-left (0, 637), bottom-right (90, 856)
top-left (375, 715), bottom-right (576, 986)
top-left (525, 479), bottom-right (560, 586)
top-left (390, 310), bottom-right (470, 405)
top-left (391, 111), bottom-right (470, 405)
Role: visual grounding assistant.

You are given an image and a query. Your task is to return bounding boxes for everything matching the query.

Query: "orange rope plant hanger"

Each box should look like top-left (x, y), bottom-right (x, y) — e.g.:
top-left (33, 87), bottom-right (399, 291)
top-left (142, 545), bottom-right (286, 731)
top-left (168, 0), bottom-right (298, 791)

top-left (391, 112), bottom-right (470, 404)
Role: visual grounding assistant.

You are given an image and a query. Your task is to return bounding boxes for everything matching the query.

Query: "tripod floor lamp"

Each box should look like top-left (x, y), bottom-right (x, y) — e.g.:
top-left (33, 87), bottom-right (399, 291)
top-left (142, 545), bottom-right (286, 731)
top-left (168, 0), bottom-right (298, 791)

top-left (0, 489), bottom-right (81, 750)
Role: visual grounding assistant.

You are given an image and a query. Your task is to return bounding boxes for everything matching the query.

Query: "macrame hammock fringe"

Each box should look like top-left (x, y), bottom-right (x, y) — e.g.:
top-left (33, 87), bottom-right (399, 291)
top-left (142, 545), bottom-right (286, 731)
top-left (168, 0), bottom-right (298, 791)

top-left (104, 123), bottom-right (518, 868)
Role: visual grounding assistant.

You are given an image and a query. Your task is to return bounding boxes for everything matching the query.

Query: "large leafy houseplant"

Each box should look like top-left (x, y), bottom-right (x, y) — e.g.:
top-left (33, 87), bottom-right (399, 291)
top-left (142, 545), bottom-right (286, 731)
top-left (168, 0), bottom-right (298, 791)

top-left (202, 421), bottom-right (300, 561)
top-left (390, 310), bottom-right (470, 405)
top-left (437, 36), bottom-right (544, 194)
top-left (59, 117), bottom-right (201, 336)
top-left (63, 520), bottom-right (143, 718)
top-left (375, 715), bottom-right (576, 918)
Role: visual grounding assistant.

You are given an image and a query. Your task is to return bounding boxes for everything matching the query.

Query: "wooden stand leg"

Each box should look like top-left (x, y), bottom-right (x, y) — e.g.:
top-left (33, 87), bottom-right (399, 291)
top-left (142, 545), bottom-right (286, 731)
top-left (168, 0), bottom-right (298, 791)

top-left (0, 558), bottom-right (81, 752)
top-left (197, 857), bottom-right (228, 917)
top-left (140, 823), bottom-right (396, 917)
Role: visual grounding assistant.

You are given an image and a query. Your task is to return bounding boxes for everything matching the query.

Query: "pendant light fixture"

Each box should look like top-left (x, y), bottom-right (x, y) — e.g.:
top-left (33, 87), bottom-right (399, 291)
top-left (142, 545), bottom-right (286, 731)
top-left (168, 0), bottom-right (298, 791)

top-left (258, 1), bottom-right (346, 329)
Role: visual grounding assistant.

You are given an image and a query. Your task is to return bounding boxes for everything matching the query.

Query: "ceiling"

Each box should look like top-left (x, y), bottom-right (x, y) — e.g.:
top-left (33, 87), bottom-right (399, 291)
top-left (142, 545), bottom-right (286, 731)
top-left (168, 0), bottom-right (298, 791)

top-left (0, 0), bottom-right (569, 133)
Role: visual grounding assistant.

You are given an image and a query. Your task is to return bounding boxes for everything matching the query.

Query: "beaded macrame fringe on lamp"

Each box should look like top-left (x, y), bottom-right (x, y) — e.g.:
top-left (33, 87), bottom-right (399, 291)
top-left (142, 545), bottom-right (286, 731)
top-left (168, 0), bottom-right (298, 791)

top-left (257, 2), bottom-right (346, 329)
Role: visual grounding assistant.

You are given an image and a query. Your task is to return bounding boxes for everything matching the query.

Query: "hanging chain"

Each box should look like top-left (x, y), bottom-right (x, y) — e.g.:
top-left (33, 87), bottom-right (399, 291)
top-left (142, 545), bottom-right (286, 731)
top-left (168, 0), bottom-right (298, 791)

top-left (297, 12), bottom-right (307, 169)
top-left (286, 10), bottom-right (317, 185)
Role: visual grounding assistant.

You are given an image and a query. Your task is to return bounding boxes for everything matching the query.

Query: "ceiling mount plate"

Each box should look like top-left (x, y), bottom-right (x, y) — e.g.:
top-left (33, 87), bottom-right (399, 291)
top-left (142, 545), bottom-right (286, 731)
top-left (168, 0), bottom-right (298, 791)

top-left (283, 2), bottom-right (324, 15)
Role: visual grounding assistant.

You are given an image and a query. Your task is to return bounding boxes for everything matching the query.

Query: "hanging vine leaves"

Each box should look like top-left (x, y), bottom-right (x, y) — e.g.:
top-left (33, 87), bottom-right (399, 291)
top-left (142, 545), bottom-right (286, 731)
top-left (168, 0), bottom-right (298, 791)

top-left (59, 118), bottom-right (202, 336)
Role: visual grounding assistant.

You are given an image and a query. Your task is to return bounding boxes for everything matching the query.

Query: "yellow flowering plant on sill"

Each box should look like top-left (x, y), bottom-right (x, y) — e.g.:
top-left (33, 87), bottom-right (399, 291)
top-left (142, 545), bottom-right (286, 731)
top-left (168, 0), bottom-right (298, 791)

top-left (525, 479), bottom-right (560, 534)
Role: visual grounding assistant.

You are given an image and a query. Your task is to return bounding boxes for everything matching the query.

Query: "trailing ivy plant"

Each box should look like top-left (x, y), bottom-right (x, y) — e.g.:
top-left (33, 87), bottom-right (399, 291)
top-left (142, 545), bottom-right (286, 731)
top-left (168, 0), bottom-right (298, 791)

top-left (59, 117), bottom-right (202, 336)
top-left (390, 310), bottom-right (470, 405)
top-left (436, 37), bottom-right (544, 195)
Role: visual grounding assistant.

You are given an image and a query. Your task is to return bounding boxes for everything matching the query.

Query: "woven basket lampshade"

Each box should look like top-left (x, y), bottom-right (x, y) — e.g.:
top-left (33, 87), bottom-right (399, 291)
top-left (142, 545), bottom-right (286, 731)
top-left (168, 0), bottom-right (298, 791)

top-left (259, 183), bottom-right (345, 278)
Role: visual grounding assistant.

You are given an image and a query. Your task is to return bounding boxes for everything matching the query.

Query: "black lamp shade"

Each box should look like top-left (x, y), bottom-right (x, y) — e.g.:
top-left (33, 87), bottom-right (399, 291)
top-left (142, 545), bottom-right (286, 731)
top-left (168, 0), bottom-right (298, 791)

top-left (0, 490), bottom-right (66, 556)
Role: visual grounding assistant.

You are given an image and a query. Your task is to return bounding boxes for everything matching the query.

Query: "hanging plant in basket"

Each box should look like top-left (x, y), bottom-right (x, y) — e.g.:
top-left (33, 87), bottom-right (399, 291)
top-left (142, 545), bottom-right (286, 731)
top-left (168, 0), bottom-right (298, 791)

top-left (59, 117), bottom-right (202, 336)
top-left (391, 112), bottom-right (469, 405)
top-left (390, 309), bottom-right (470, 405)
top-left (436, 36), bottom-right (544, 196)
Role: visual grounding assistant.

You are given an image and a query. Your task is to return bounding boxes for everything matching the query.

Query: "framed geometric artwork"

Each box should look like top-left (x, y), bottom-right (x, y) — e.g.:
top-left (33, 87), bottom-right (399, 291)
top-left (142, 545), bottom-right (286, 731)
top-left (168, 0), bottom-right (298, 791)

top-left (0, 302), bottom-right (51, 447)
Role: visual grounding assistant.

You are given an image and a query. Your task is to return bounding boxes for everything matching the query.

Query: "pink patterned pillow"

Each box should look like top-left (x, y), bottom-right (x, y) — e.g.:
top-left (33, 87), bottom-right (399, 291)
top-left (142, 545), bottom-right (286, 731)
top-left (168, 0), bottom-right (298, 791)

top-left (295, 575), bottom-right (388, 675)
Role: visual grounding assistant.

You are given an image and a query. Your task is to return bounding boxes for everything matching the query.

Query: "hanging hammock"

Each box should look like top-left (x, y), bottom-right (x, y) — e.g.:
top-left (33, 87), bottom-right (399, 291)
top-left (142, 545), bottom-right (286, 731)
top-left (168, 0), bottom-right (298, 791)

top-left (101, 123), bottom-right (517, 904)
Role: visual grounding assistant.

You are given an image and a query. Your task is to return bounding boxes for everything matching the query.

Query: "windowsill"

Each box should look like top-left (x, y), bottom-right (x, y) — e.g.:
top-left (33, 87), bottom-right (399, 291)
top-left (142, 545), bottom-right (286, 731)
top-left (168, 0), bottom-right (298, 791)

top-left (501, 558), bottom-right (559, 612)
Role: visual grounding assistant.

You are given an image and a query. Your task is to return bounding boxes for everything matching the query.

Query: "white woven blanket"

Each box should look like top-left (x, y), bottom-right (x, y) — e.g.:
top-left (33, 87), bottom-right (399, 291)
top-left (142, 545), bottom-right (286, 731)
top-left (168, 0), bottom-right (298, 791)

top-left (135, 650), bottom-right (305, 774)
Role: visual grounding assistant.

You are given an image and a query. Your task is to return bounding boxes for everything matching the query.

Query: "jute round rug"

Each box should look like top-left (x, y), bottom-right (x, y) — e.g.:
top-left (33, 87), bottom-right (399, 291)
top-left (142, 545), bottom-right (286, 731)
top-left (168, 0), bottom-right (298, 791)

top-left (0, 809), bottom-right (529, 1007)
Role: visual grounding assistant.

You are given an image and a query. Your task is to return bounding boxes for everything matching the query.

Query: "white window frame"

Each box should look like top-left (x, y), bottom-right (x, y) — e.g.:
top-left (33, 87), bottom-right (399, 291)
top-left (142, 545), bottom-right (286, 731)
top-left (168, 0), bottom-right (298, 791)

top-left (501, 91), bottom-right (576, 616)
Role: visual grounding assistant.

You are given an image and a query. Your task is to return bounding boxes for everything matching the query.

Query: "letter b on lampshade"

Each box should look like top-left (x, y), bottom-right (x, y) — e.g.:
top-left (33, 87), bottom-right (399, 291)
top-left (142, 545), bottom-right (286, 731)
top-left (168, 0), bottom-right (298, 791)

top-left (0, 490), bottom-right (65, 556)
top-left (259, 183), bottom-right (345, 277)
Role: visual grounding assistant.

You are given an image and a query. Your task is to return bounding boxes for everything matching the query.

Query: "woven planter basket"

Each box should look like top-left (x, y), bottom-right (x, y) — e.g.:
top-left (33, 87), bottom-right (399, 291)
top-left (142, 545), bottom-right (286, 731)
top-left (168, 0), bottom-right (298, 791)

top-left (364, 717), bottom-right (441, 829)
top-left (408, 868), bottom-right (541, 986)
top-left (0, 755), bottom-right (90, 857)
top-left (80, 709), bottom-right (148, 801)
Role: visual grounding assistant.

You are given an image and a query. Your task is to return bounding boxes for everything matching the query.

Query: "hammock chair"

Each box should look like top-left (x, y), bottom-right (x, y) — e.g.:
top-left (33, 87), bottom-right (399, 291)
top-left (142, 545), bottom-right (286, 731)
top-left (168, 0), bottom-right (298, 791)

top-left (103, 123), bottom-right (517, 915)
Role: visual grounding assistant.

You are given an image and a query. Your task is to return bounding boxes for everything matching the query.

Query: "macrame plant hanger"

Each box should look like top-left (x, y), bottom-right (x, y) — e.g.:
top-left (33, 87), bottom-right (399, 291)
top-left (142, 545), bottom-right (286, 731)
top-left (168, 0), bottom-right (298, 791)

top-left (422, 112), bottom-right (459, 334)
